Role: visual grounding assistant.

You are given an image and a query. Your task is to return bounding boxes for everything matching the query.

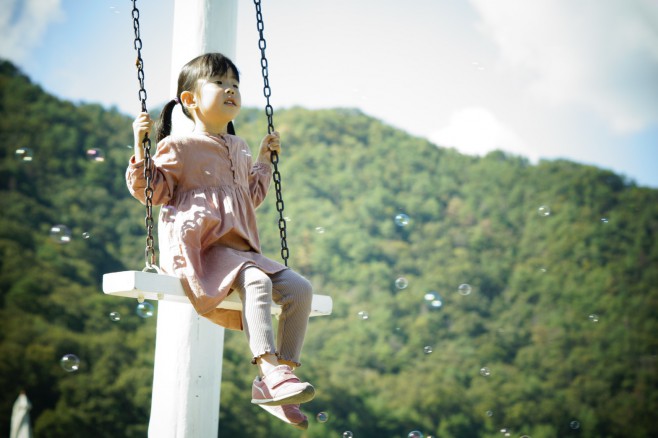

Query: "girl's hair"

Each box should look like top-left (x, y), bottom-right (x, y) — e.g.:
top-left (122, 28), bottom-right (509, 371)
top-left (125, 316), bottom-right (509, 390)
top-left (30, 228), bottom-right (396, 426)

top-left (156, 53), bottom-right (240, 142)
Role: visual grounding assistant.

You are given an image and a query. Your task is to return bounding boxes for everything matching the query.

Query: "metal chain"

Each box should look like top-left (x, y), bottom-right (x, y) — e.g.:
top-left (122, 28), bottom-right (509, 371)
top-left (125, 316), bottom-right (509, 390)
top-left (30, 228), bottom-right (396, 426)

top-left (254, 0), bottom-right (289, 266)
top-left (131, 0), bottom-right (156, 270)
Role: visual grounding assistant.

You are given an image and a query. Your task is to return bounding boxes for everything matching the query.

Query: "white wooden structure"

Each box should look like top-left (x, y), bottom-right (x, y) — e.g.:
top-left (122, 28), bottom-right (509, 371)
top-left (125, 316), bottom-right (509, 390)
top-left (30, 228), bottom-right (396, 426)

top-left (102, 1), bottom-right (332, 436)
top-left (103, 271), bottom-right (333, 318)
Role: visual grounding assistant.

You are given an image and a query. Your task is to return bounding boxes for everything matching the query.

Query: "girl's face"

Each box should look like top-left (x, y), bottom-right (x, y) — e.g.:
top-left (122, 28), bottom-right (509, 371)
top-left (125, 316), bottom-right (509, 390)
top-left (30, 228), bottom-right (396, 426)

top-left (193, 72), bottom-right (241, 130)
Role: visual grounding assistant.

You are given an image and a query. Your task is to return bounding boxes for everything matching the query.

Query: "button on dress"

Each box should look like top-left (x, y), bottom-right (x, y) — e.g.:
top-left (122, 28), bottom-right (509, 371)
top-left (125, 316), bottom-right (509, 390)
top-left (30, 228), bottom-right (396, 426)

top-left (126, 132), bottom-right (286, 330)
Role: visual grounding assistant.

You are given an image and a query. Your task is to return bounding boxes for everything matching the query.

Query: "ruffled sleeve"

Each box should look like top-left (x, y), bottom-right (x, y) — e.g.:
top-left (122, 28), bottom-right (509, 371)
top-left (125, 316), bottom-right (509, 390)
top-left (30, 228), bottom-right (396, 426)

top-left (248, 161), bottom-right (272, 208)
top-left (126, 137), bottom-right (182, 206)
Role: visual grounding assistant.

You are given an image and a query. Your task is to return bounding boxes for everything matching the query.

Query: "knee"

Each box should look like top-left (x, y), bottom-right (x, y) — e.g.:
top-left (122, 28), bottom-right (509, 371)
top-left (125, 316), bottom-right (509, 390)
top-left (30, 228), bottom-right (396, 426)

top-left (295, 276), bottom-right (313, 309)
top-left (243, 268), bottom-right (272, 292)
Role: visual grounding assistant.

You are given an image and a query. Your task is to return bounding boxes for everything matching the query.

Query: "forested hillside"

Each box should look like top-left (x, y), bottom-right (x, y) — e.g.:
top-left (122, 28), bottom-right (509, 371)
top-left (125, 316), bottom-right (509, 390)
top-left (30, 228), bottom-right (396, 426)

top-left (1, 59), bottom-right (657, 437)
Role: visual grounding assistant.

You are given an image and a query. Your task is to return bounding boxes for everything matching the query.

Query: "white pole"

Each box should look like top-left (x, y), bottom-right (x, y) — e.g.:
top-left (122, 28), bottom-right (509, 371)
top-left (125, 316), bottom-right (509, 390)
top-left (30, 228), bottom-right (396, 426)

top-left (148, 1), bottom-right (238, 437)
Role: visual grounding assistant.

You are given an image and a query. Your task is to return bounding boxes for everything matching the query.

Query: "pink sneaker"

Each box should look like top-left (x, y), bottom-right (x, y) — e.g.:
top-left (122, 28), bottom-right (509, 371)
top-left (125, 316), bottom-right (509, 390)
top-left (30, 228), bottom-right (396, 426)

top-left (251, 365), bottom-right (315, 406)
top-left (258, 404), bottom-right (308, 430)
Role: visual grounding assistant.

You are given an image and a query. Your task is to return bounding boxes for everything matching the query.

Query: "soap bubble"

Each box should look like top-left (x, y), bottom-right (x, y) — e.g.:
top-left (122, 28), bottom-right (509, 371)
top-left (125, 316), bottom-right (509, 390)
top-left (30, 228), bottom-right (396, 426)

top-left (136, 302), bottom-right (154, 318)
top-left (408, 431), bottom-right (423, 438)
top-left (82, 232), bottom-right (91, 239)
top-left (395, 277), bottom-right (409, 289)
top-left (588, 314), bottom-right (599, 323)
top-left (315, 226), bottom-right (325, 234)
top-left (342, 432), bottom-right (353, 438)
top-left (424, 291), bottom-right (443, 309)
top-left (86, 148), bottom-right (105, 162)
top-left (357, 311), bottom-right (369, 320)
top-left (538, 267), bottom-right (548, 273)
top-left (537, 205), bottom-right (551, 216)
top-left (109, 312), bottom-right (121, 321)
top-left (486, 410), bottom-right (494, 417)
top-left (394, 213), bottom-right (410, 227)
top-left (316, 412), bottom-right (329, 422)
top-left (569, 420), bottom-right (580, 430)
top-left (458, 283), bottom-right (472, 296)
top-left (423, 346), bottom-right (433, 354)
top-left (50, 224), bottom-right (72, 244)
top-left (600, 217), bottom-right (609, 224)
top-left (520, 435), bottom-right (531, 438)
top-left (480, 367), bottom-right (491, 377)
top-left (15, 147), bottom-right (34, 162)
top-left (60, 354), bottom-right (80, 372)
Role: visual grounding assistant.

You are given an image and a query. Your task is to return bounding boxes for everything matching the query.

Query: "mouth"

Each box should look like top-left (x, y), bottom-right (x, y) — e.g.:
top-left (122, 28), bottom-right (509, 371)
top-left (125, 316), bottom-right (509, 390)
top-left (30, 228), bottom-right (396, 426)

top-left (224, 98), bottom-right (237, 106)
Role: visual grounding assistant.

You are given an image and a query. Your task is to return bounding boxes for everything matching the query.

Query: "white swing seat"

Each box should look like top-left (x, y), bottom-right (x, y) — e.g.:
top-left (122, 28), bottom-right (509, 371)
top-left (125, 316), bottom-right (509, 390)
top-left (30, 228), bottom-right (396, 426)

top-left (102, 270), bottom-right (333, 317)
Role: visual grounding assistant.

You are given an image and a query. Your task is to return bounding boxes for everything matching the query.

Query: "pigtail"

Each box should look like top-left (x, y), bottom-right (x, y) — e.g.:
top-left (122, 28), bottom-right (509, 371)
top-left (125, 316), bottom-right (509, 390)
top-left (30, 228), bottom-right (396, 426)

top-left (156, 99), bottom-right (178, 142)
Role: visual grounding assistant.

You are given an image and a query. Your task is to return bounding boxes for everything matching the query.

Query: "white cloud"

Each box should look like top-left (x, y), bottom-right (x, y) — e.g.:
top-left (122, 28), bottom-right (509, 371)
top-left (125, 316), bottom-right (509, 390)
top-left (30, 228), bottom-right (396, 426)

top-left (0, 0), bottom-right (64, 62)
top-left (469, 0), bottom-right (658, 133)
top-left (430, 107), bottom-right (531, 159)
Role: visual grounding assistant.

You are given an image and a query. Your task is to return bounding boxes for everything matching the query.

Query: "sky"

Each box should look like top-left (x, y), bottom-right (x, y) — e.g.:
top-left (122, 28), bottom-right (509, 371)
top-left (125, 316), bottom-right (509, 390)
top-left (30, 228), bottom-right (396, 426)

top-left (2, 0), bottom-right (657, 188)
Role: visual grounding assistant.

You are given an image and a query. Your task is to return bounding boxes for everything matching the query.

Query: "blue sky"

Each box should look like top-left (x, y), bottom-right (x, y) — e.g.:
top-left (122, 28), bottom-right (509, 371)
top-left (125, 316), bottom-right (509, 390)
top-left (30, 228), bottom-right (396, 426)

top-left (2, 0), bottom-right (657, 188)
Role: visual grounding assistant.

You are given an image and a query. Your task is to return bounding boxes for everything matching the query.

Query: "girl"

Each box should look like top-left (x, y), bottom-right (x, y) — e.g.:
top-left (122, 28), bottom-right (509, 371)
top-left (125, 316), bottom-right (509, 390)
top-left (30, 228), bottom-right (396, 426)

top-left (127, 53), bottom-right (314, 430)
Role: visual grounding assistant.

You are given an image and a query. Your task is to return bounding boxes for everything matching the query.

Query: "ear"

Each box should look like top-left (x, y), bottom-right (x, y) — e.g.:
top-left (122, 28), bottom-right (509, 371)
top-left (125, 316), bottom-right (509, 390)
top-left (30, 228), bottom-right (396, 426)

top-left (180, 90), bottom-right (197, 109)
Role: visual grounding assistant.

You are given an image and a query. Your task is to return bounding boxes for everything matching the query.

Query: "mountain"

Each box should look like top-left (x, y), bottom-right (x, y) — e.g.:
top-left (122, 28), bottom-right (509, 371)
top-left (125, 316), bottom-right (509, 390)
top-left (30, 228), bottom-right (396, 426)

top-left (1, 59), bottom-right (657, 437)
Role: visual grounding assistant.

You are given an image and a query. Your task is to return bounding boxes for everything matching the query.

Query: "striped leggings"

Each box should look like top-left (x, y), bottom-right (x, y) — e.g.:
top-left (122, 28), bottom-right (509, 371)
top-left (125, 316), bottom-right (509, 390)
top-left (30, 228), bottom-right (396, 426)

top-left (232, 266), bottom-right (313, 367)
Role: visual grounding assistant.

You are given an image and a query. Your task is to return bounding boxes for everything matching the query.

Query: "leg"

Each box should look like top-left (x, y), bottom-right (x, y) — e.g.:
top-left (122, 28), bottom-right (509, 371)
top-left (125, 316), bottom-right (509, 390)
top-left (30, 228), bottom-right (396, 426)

top-left (270, 269), bottom-right (313, 367)
top-left (233, 266), bottom-right (277, 369)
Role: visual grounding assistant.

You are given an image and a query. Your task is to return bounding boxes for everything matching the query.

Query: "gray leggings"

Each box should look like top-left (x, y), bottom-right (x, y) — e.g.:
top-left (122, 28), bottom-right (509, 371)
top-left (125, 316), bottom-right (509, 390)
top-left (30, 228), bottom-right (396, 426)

top-left (232, 266), bottom-right (313, 367)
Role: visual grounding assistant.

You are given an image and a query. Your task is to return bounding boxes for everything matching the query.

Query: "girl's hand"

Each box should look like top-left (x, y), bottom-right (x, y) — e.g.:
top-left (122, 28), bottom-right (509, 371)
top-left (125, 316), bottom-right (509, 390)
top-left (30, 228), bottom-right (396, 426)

top-left (133, 112), bottom-right (154, 161)
top-left (257, 131), bottom-right (281, 164)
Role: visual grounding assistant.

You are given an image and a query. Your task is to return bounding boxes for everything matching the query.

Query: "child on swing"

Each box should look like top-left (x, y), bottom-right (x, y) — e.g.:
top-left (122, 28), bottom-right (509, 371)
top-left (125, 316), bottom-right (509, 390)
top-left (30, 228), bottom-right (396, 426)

top-left (127, 53), bottom-right (314, 430)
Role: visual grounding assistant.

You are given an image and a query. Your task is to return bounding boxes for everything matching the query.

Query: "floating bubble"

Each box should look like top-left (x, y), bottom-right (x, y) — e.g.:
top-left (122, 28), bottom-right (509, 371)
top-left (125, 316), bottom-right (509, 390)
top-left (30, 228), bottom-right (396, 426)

top-left (82, 232), bottom-right (91, 239)
top-left (600, 218), bottom-right (609, 224)
top-left (284, 216), bottom-right (292, 222)
top-left (486, 410), bottom-right (494, 417)
top-left (569, 420), bottom-right (580, 430)
top-left (60, 354), bottom-right (80, 372)
top-left (458, 283), bottom-right (472, 296)
top-left (15, 147), bottom-right (34, 162)
top-left (408, 431), bottom-right (423, 438)
top-left (537, 205), bottom-right (551, 216)
top-left (136, 302), bottom-right (154, 318)
top-left (315, 226), bottom-right (325, 234)
top-left (109, 312), bottom-right (121, 322)
top-left (241, 149), bottom-right (252, 157)
top-left (394, 213), bottom-right (410, 227)
top-left (357, 311), bottom-right (369, 320)
top-left (538, 267), bottom-right (548, 273)
top-left (423, 291), bottom-right (443, 309)
top-left (395, 277), bottom-right (409, 289)
top-left (423, 346), bottom-right (433, 354)
top-left (316, 412), bottom-right (329, 423)
top-left (480, 367), bottom-right (491, 377)
top-left (342, 432), bottom-right (353, 438)
top-left (520, 435), bottom-right (531, 438)
top-left (588, 314), bottom-right (599, 323)
top-left (50, 224), bottom-right (72, 244)
top-left (86, 148), bottom-right (105, 162)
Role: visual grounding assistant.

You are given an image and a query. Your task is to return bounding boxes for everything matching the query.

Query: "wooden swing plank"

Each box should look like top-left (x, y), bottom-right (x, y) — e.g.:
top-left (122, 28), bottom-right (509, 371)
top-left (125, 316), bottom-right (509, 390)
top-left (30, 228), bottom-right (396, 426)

top-left (102, 271), bottom-right (332, 317)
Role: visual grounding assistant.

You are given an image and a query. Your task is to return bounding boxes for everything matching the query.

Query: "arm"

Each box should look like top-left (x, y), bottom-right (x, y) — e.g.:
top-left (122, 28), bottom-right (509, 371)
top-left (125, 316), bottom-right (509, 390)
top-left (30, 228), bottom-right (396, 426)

top-left (126, 113), bottom-right (181, 206)
top-left (248, 132), bottom-right (280, 208)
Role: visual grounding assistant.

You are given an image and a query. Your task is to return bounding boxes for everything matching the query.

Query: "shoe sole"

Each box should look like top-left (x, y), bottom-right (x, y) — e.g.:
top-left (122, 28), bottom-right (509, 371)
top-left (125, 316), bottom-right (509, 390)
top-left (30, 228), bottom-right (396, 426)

top-left (256, 405), bottom-right (309, 430)
top-left (251, 385), bottom-right (315, 406)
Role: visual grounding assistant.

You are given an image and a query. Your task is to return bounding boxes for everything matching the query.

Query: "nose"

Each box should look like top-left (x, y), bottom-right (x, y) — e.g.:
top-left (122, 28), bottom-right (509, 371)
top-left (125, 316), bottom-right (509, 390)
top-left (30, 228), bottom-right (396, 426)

top-left (226, 87), bottom-right (235, 95)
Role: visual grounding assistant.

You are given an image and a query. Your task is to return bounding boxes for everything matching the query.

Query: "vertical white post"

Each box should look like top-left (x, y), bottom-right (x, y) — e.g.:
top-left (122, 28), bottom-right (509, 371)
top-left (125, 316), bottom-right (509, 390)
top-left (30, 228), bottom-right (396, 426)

top-left (148, 1), bottom-right (238, 437)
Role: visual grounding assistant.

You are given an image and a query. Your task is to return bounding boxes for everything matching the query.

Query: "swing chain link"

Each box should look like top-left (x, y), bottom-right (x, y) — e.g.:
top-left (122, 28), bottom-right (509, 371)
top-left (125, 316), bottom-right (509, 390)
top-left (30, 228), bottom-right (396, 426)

top-left (131, 0), bottom-right (157, 270)
top-left (254, 0), bottom-right (289, 266)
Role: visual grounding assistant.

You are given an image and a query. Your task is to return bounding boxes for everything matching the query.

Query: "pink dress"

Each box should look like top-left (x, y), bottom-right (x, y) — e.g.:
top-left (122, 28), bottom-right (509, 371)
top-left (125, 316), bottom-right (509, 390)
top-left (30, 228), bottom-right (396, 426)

top-left (126, 132), bottom-right (286, 330)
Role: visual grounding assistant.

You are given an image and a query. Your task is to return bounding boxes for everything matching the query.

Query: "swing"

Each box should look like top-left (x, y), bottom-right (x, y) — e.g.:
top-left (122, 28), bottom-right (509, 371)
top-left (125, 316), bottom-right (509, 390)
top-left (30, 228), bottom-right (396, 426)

top-left (102, 0), bottom-right (332, 318)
